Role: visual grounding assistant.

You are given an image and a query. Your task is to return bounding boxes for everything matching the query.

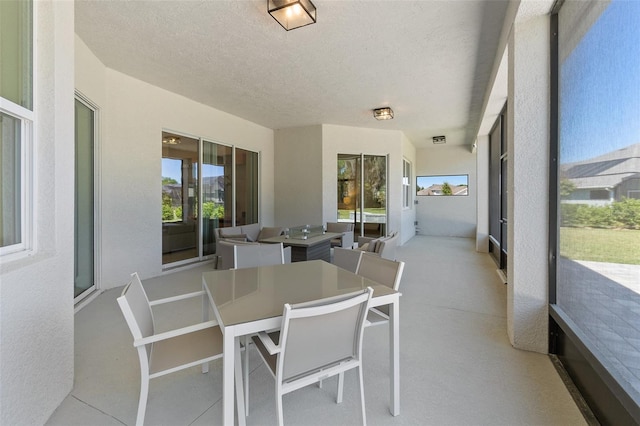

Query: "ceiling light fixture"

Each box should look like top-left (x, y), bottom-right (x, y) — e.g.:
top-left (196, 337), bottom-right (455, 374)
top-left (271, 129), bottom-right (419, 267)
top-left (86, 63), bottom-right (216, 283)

top-left (268, 0), bottom-right (316, 31)
top-left (432, 135), bottom-right (446, 144)
top-left (162, 136), bottom-right (181, 145)
top-left (373, 107), bottom-right (394, 120)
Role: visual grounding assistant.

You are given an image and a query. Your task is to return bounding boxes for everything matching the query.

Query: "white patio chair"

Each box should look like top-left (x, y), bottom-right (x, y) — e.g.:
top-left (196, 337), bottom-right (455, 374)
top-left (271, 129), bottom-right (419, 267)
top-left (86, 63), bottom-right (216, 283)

top-left (332, 246), bottom-right (363, 273)
top-left (233, 241), bottom-right (289, 414)
top-left (234, 242), bottom-right (287, 269)
top-left (251, 287), bottom-right (373, 426)
top-left (117, 272), bottom-right (224, 426)
top-left (355, 253), bottom-right (405, 326)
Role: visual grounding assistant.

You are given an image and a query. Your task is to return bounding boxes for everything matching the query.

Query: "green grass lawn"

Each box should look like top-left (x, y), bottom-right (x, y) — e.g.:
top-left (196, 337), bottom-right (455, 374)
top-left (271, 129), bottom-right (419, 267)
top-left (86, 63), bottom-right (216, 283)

top-left (559, 227), bottom-right (640, 265)
top-left (338, 208), bottom-right (386, 220)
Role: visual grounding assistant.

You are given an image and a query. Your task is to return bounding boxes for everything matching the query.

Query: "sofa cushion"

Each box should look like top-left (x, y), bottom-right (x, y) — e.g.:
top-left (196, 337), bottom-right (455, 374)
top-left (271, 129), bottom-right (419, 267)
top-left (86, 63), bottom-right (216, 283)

top-left (220, 233), bottom-right (248, 242)
top-left (241, 223), bottom-right (261, 242)
top-left (258, 227), bottom-right (284, 240)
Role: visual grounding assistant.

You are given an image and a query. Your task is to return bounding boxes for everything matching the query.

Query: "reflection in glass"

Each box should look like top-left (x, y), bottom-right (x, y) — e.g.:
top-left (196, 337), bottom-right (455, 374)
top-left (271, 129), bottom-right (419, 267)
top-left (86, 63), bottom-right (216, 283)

top-left (161, 133), bottom-right (199, 264)
top-left (74, 100), bottom-right (94, 298)
top-left (338, 154), bottom-right (387, 238)
top-left (202, 142), bottom-right (232, 256)
top-left (0, 112), bottom-right (21, 248)
top-left (235, 148), bottom-right (258, 226)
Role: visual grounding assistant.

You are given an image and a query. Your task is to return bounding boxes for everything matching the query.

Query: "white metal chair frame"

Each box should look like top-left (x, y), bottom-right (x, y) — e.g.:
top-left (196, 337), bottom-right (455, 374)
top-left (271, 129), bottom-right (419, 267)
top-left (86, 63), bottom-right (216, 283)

top-left (355, 253), bottom-right (405, 326)
top-left (252, 288), bottom-right (373, 426)
top-left (117, 272), bottom-right (224, 426)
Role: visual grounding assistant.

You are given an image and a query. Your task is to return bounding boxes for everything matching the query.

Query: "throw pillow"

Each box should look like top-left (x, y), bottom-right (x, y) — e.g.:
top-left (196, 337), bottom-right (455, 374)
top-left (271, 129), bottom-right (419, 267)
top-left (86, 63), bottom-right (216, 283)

top-left (258, 227), bottom-right (284, 240)
top-left (366, 238), bottom-right (380, 252)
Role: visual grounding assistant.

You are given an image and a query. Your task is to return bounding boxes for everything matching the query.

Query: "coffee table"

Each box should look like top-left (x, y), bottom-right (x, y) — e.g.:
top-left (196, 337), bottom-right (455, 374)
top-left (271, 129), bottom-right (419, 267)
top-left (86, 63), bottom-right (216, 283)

top-left (259, 232), bottom-right (342, 262)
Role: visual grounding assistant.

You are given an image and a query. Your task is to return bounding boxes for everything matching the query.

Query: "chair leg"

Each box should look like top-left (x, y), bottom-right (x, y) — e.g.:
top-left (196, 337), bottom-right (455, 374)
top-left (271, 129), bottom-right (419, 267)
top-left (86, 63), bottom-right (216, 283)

top-left (358, 366), bottom-right (367, 426)
top-left (243, 335), bottom-right (250, 416)
top-left (136, 375), bottom-right (149, 426)
top-left (337, 372), bottom-right (344, 403)
top-left (276, 394), bottom-right (284, 426)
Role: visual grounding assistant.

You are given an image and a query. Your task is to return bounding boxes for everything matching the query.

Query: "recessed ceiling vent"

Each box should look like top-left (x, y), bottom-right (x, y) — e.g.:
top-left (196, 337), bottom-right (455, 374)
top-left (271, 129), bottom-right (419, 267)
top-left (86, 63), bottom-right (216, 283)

top-left (432, 135), bottom-right (446, 144)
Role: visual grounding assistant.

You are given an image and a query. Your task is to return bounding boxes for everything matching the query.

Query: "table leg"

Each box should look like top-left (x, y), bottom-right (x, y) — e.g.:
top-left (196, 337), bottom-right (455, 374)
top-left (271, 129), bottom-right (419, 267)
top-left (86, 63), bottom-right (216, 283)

top-left (235, 338), bottom-right (246, 426)
top-left (222, 329), bottom-right (236, 425)
top-left (389, 298), bottom-right (400, 416)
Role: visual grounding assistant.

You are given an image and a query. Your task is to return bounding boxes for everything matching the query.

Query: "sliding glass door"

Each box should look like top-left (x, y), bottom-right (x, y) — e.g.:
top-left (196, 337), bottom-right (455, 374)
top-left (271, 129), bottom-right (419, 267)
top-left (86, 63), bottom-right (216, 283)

top-left (202, 141), bottom-right (232, 256)
top-left (74, 97), bottom-right (96, 301)
top-left (337, 153), bottom-right (387, 238)
top-left (162, 132), bottom-right (259, 266)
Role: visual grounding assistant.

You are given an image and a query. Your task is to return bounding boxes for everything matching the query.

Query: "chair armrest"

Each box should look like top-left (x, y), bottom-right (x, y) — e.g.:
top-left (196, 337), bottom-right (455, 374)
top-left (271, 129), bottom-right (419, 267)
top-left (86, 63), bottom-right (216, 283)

top-left (256, 331), bottom-right (281, 355)
top-left (340, 231), bottom-right (354, 248)
top-left (357, 236), bottom-right (376, 245)
top-left (134, 320), bottom-right (219, 347)
top-left (148, 290), bottom-right (206, 306)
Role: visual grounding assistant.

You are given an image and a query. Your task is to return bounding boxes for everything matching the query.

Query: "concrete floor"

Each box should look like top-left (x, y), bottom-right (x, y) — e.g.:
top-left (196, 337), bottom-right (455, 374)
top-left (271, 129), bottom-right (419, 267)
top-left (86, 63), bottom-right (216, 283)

top-left (47, 236), bottom-right (587, 425)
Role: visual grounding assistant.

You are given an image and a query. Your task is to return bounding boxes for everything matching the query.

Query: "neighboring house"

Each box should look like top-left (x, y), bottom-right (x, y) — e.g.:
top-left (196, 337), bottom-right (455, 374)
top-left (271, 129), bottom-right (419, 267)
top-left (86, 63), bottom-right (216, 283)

top-left (561, 142), bottom-right (640, 205)
top-left (417, 184), bottom-right (468, 196)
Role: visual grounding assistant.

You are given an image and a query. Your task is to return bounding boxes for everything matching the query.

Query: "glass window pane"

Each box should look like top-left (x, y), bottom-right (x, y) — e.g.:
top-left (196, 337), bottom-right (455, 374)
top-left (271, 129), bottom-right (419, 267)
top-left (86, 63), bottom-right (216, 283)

top-left (0, 0), bottom-right (32, 110)
top-left (235, 148), bottom-right (258, 226)
top-left (0, 112), bottom-right (21, 247)
top-left (74, 99), bottom-right (95, 298)
top-left (363, 155), bottom-right (386, 237)
top-left (161, 133), bottom-right (199, 264)
top-left (557, 0), bottom-right (640, 405)
top-left (202, 141), bottom-right (232, 256)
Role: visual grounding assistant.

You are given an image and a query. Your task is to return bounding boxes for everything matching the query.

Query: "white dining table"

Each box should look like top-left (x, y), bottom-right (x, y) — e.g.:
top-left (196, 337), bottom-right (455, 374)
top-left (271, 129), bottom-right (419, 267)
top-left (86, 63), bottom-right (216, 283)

top-left (202, 260), bottom-right (401, 425)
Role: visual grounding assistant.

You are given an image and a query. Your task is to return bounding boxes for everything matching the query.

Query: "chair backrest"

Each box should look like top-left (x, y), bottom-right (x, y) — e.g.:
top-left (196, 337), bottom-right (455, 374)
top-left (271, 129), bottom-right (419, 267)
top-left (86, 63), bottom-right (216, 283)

top-left (117, 272), bottom-right (155, 361)
top-left (356, 253), bottom-right (404, 291)
top-left (332, 247), bottom-right (363, 273)
top-left (234, 243), bottom-right (285, 269)
top-left (277, 288), bottom-right (373, 382)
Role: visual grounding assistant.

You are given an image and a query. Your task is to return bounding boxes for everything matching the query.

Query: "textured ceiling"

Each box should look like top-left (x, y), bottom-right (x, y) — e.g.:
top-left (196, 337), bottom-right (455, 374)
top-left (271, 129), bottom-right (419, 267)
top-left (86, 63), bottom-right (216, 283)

top-left (75, 0), bottom-right (510, 148)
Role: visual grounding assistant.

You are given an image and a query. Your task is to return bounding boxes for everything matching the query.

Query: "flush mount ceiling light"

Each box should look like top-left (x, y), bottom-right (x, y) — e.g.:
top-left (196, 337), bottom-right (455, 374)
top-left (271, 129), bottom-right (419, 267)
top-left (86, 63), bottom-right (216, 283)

top-left (162, 136), bottom-right (181, 145)
top-left (432, 135), bottom-right (446, 144)
top-left (373, 107), bottom-right (394, 120)
top-left (268, 0), bottom-right (316, 31)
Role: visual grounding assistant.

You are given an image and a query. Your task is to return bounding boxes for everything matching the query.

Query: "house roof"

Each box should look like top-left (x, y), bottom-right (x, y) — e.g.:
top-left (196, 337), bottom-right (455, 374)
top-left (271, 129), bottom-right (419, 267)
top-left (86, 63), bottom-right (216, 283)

top-left (561, 142), bottom-right (640, 189)
top-left (74, 0), bottom-right (514, 148)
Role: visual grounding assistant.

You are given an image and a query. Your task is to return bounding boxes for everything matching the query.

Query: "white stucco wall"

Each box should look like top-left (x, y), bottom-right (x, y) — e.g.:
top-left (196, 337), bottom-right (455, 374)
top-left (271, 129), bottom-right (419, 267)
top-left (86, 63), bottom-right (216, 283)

top-left (401, 133), bottom-right (417, 245)
top-left (507, 8), bottom-right (552, 353)
top-left (476, 134), bottom-right (490, 252)
top-left (0, 2), bottom-right (75, 424)
top-left (273, 125), bottom-right (324, 227)
top-left (415, 145), bottom-right (478, 237)
top-left (75, 42), bottom-right (274, 289)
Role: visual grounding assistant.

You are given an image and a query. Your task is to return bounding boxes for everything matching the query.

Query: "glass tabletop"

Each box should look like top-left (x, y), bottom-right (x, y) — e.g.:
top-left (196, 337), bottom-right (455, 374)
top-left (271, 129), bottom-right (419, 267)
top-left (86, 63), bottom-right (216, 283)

top-left (202, 260), bottom-right (396, 327)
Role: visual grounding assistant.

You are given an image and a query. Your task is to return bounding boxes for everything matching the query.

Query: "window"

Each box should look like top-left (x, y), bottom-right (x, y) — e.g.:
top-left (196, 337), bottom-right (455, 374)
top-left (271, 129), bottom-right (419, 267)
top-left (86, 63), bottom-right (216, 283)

top-left (416, 175), bottom-right (469, 196)
top-left (161, 131), bottom-right (258, 266)
top-left (402, 159), bottom-right (411, 209)
top-left (0, 0), bottom-right (33, 257)
top-left (551, 0), bottom-right (640, 421)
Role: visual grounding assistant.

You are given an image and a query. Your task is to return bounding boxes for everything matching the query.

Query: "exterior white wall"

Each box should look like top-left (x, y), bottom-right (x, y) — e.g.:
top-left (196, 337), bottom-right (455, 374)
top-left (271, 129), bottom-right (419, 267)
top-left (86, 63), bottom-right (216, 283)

top-left (476, 134), bottom-right (490, 252)
top-left (75, 45), bottom-right (274, 289)
top-left (415, 145), bottom-right (477, 237)
top-left (0, 2), bottom-right (75, 424)
top-left (273, 125), bottom-right (324, 227)
top-left (401, 133), bottom-right (417, 245)
top-left (507, 9), bottom-right (551, 353)
top-left (322, 124), bottom-right (405, 239)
